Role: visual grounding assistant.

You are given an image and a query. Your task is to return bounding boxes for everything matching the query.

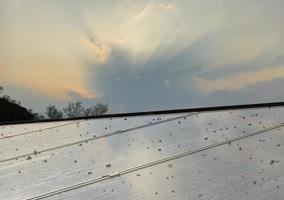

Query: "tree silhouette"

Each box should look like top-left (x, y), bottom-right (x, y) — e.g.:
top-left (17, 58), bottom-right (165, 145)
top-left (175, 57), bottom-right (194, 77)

top-left (2, 95), bottom-right (21, 105)
top-left (0, 86), bottom-right (21, 105)
top-left (1, 85), bottom-right (109, 121)
top-left (83, 103), bottom-right (108, 116)
top-left (28, 109), bottom-right (45, 120)
top-left (63, 101), bottom-right (108, 117)
top-left (46, 105), bottom-right (63, 119)
top-left (0, 86), bottom-right (34, 122)
top-left (63, 101), bottom-right (84, 118)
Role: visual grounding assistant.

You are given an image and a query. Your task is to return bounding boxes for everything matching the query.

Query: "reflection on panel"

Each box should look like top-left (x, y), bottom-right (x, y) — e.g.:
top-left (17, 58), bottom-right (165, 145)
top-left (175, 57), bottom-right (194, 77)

top-left (46, 127), bottom-right (284, 200)
top-left (0, 107), bottom-right (283, 200)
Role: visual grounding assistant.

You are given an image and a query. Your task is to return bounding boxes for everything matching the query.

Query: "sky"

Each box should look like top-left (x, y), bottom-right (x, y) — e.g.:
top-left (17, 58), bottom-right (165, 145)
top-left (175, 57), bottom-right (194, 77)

top-left (0, 0), bottom-right (284, 113)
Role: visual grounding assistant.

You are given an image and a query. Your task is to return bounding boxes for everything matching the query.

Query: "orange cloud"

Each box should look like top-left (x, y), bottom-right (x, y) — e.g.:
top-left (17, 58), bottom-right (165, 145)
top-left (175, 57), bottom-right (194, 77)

top-left (41, 85), bottom-right (96, 100)
top-left (0, 35), bottom-right (97, 100)
top-left (197, 65), bottom-right (284, 94)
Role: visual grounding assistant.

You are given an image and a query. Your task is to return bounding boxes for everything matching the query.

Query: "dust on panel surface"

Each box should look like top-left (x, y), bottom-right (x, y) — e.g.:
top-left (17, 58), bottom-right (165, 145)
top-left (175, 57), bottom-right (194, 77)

top-left (0, 107), bottom-right (283, 200)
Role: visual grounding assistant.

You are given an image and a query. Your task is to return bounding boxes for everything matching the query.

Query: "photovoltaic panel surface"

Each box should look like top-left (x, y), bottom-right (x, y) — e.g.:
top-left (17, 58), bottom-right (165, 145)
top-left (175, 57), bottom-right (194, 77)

top-left (0, 107), bottom-right (283, 200)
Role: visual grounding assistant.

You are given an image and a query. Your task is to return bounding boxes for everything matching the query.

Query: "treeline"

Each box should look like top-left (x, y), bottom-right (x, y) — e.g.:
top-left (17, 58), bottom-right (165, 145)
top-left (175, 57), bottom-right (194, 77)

top-left (0, 86), bottom-right (108, 121)
top-left (44, 102), bottom-right (108, 120)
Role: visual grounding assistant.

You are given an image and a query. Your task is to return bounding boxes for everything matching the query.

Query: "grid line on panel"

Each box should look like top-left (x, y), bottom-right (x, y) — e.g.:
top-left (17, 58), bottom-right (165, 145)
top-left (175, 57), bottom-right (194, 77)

top-left (0, 121), bottom-right (84, 140)
top-left (25, 122), bottom-right (284, 200)
top-left (0, 113), bottom-right (198, 163)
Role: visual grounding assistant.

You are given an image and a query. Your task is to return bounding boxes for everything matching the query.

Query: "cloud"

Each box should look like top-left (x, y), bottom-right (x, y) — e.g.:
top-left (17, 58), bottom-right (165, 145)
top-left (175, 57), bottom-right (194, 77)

top-left (1, 0), bottom-right (284, 112)
top-left (133, 1), bottom-right (173, 20)
top-left (0, 27), bottom-right (97, 100)
top-left (197, 65), bottom-right (284, 94)
top-left (157, 3), bottom-right (173, 11)
top-left (85, 37), bottom-right (111, 64)
top-left (0, 1), bottom-right (107, 100)
top-left (133, 1), bottom-right (152, 20)
top-left (42, 86), bottom-right (96, 101)
top-left (164, 79), bottom-right (170, 87)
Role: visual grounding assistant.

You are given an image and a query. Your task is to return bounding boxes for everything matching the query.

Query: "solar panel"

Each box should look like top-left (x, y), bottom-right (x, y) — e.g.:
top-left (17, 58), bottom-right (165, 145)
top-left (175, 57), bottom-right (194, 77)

top-left (0, 106), bottom-right (283, 199)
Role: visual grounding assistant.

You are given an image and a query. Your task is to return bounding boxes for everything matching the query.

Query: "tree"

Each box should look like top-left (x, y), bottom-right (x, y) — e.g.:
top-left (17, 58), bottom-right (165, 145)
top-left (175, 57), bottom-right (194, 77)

top-left (0, 87), bottom-right (21, 105)
top-left (46, 105), bottom-right (63, 119)
top-left (2, 95), bottom-right (21, 105)
top-left (28, 109), bottom-right (45, 120)
top-left (0, 86), bottom-right (34, 122)
top-left (83, 107), bottom-right (92, 116)
top-left (33, 112), bottom-right (45, 120)
top-left (93, 103), bottom-right (108, 115)
top-left (86, 103), bottom-right (108, 116)
top-left (63, 101), bottom-right (84, 118)
top-left (63, 102), bottom-right (108, 118)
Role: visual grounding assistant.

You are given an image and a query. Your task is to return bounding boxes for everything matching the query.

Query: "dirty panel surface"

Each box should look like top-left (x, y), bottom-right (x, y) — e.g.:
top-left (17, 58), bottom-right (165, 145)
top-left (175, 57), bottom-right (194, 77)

top-left (0, 107), bottom-right (283, 200)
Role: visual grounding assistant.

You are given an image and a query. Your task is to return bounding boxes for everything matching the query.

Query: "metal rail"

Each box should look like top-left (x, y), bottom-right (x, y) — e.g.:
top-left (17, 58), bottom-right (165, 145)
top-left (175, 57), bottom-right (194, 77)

top-left (1, 101), bottom-right (284, 126)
